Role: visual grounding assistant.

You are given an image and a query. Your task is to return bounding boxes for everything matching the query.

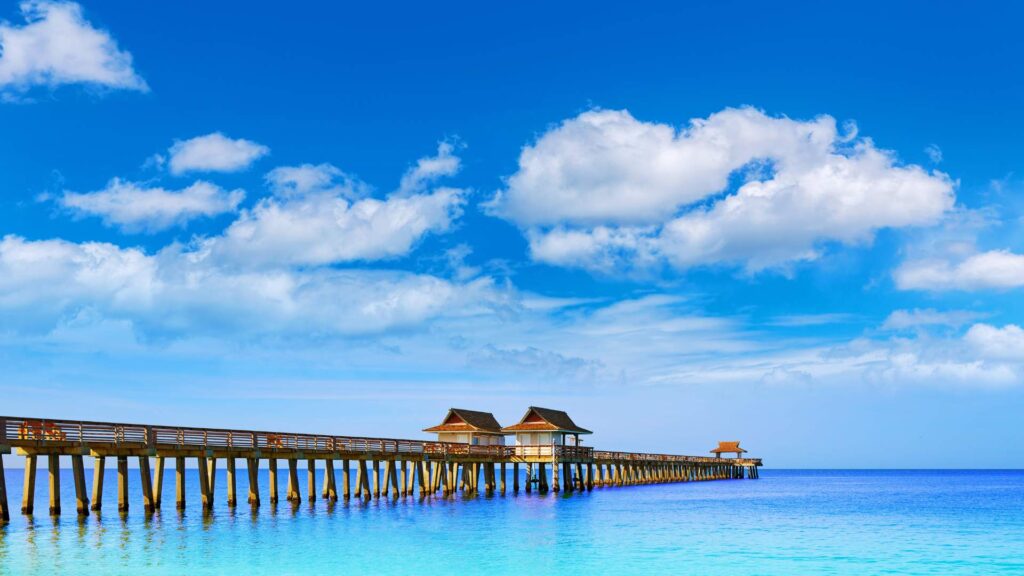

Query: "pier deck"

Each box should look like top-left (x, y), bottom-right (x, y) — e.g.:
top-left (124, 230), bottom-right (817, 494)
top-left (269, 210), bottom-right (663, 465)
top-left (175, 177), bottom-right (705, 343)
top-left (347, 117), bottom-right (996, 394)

top-left (0, 416), bottom-right (761, 520)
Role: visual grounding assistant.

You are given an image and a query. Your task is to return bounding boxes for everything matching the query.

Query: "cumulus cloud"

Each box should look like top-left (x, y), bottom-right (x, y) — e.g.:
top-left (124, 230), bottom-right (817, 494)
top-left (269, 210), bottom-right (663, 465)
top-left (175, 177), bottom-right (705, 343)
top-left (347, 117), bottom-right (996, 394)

top-left (205, 168), bottom-right (464, 268)
top-left (487, 107), bottom-right (955, 273)
top-left (59, 178), bottom-right (244, 232)
top-left (168, 132), bottom-right (269, 175)
top-left (894, 250), bottom-right (1024, 291)
top-left (0, 1), bottom-right (146, 95)
top-left (964, 324), bottom-right (1024, 361)
top-left (0, 234), bottom-right (498, 337)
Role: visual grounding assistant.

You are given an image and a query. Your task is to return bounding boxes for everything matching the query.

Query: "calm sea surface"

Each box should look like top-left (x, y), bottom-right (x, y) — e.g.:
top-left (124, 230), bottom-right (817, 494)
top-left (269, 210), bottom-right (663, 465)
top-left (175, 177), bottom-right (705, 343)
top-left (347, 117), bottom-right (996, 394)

top-left (0, 468), bottom-right (1021, 575)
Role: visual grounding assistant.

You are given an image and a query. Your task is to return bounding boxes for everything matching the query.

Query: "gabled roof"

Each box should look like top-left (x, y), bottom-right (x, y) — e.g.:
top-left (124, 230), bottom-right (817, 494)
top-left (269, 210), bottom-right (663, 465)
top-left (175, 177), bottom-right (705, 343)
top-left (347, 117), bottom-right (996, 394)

top-left (423, 408), bottom-right (505, 435)
top-left (501, 406), bottom-right (592, 435)
top-left (710, 441), bottom-right (747, 454)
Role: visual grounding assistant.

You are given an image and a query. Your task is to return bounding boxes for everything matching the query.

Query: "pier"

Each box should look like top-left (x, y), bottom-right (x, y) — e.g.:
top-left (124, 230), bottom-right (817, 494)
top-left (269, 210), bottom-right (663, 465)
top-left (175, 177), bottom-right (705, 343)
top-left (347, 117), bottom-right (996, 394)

top-left (0, 414), bottom-right (761, 521)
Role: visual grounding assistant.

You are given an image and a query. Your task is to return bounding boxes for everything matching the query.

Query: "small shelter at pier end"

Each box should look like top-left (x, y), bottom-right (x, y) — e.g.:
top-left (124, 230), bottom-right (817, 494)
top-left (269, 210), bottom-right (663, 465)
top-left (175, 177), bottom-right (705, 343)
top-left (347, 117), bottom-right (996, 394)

top-left (423, 408), bottom-right (507, 445)
top-left (501, 406), bottom-right (592, 447)
top-left (710, 441), bottom-right (747, 458)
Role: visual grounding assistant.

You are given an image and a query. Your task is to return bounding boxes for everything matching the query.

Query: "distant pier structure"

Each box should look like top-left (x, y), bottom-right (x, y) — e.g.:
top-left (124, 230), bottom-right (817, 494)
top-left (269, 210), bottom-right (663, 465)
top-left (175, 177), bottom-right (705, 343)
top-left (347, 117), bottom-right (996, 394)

top-left (0, 412), bottom-right (761, 521)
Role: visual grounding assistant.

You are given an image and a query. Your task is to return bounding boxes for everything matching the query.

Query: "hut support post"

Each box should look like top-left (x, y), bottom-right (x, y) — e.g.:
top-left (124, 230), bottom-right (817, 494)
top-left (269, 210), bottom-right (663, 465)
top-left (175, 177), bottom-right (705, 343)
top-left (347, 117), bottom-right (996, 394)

top-left (500, 462), bottom-right (507, 494)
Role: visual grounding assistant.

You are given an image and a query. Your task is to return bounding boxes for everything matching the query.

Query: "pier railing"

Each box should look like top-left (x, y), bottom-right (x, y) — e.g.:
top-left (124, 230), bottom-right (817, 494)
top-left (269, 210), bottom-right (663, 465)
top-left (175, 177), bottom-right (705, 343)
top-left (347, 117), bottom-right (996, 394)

top-left (0, 416), bottom-right (753, 466)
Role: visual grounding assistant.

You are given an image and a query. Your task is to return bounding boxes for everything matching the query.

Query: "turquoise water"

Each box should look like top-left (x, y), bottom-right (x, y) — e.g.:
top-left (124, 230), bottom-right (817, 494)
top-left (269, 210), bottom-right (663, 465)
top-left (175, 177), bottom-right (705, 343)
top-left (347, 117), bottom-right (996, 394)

top-left (0, 468), bottom-right (1022, 575)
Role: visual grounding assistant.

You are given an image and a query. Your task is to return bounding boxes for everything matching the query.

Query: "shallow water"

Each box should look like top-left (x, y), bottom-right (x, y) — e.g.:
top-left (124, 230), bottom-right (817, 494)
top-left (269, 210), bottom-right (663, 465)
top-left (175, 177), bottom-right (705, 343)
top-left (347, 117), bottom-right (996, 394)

top-left (0, 468), bottom-right (1022, 575)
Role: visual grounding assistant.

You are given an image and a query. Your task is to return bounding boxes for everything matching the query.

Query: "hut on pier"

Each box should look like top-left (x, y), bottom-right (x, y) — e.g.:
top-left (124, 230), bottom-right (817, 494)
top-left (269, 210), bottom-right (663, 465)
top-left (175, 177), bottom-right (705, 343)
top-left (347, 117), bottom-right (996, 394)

top-left (501, 406), bottom-right (592, 448)
top-left (423, 408), bottom-right (507, 445)
top-left (710, 441), bottom-right (747, 458)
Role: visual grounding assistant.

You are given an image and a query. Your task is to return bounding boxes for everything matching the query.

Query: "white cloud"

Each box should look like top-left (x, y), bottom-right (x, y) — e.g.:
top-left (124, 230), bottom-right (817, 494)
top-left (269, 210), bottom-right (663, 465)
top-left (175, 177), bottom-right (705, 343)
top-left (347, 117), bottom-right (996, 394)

top-left (60, 178), bottom-right (244, 232)
top-left (200, 147), bottom-right (467, 268)
top-left (894, 250), bottom-right (1024, 291)
top-left (925, 144), bottom-right (943, 164)
top-left (265, 163), bottom-right (359, 199)
top-left (488, 107), bottom-right (954, 273)
top-left (397, 142), bottom-right (461, 196)
top-left (206, 176), bottom-right (463, 269)
top-left (882, 308), bottom-right (982, 330)
top-left (168, 132), bottom-right (269, 175)
top-left (0, 1), bottom-right (146, 94)
top-left (0, 234), bottom-right (499, 337)
top-left (964, 323), bottom-right (1024, 361)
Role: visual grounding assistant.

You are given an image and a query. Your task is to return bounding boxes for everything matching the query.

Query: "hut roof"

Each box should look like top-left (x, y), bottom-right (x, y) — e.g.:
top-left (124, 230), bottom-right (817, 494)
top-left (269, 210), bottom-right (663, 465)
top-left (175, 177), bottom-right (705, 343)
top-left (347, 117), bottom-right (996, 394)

top-left (710, 441), bottom-right (747, 454)
top-left (501, 406), bottom-right (592, 435)
top-left (423, 408), bottom-right (505, 435)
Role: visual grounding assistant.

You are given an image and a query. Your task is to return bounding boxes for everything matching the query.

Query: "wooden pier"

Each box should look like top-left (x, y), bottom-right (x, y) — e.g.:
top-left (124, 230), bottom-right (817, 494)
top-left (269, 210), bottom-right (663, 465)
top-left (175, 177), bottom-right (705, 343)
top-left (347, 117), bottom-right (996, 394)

top-left (0, 416), bottom-right (761, 521)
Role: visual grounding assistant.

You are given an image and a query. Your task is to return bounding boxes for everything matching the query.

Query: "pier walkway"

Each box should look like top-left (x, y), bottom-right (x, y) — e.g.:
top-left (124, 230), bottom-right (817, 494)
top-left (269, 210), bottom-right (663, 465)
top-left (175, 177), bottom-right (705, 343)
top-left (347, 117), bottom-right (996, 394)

top-left (0, 416), bottom-right (761, 520)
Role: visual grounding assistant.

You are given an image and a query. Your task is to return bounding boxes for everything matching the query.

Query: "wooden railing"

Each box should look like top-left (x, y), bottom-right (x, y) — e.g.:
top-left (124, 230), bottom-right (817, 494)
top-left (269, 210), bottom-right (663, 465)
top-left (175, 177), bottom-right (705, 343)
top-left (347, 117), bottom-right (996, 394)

top-left (0, 416), bottom-right (755, 465)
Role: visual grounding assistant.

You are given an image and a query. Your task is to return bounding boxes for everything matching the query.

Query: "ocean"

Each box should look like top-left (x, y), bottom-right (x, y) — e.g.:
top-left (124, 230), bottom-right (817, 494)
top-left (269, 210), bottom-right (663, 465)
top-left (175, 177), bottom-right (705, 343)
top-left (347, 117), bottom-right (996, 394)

top-left (0, 468), bottom-right (1021, 575)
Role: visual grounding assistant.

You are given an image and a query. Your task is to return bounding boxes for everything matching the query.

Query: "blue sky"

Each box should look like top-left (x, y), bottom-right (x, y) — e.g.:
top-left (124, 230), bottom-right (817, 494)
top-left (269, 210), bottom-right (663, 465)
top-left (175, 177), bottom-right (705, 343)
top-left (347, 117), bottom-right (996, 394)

top-left (2, 1), bottom-right (1023, 467)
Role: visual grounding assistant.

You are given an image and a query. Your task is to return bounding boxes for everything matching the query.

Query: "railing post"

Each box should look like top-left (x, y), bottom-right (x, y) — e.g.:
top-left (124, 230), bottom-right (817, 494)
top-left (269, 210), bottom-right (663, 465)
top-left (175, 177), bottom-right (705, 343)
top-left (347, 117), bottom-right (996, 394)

top-left (146, 426), bottom-right (155, 450)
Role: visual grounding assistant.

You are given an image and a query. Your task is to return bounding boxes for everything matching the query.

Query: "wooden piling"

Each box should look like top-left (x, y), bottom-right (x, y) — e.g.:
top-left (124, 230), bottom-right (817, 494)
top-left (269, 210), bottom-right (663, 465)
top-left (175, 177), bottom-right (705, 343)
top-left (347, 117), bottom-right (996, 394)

top-left (359, 460), bottom-right (371, 499)
top-left (268, 458), bottom-right (278, 504)
top-left (306, 459), bottom-right (316, 503)
top-left (21, 454), bottom-right (36, 514)
top-left (247, 458), bottom-right (260, 507)
top-left (226, 457), bottom-right (238, 507)
top-left (153, 456), bottom-right (165, 509)
top-left (139, 456), bottom-right (154, 513)
top-left (342, 459), bottom-right (350, 500)
top-left (48, 454), bottom-right (61, 515)
top-left (389, 460), bottom-right (400, 498)
top-left (117, 456), bottom-right (129, 513)
top-left (372, 460), bottom-right (381, 499)
top-left (537, 462), bottom-right (548, 493)
top-left (286, 459), bottom-right (299, 502)
top-left (207, 457), bottom-right (217, 500)
top-left (197, 456), bottom-right (212, 511)
top-left (513, 463), bottom-right (520, 493)
top-left (500, 462), bottom-right (507, 494)
top-left (324, 459), bottom-right (337, 502)
top-left (382, 460), bottom-right (392, 498)
top-left (91, 456), bottom-right (105, 512)
top-left (0, 454), bottom-right (9, 522)
top-left (551, 460), bottom-right (560, 493)
top-left (174, 456), bottom-right (186, 509)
